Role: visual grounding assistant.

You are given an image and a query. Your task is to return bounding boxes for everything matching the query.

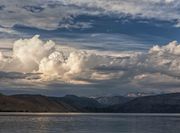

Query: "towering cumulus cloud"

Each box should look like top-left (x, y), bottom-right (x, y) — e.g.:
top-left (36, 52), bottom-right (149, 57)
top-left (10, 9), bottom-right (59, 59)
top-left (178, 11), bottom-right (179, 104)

top-left (13, 35), bottom-right (55, 72)
top-left (0, 35), bottom-right (108, 82)
top-left (0, 35), bottom-right (179, 93)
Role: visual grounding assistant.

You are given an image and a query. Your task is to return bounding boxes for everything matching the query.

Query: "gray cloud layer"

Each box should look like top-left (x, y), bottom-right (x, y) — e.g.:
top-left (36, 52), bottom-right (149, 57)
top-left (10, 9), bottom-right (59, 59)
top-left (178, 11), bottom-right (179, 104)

top-left (0, 0), bottom-right (179, 31)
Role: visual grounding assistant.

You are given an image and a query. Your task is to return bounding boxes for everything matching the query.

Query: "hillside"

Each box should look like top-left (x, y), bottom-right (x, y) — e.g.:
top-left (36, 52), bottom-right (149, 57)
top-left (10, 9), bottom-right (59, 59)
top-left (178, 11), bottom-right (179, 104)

top-left (1, 93), bottom-right (180, 113)
top-left (0, 94), bottom-right (79, 112)
top-left (110, 93), bottom-right (180, 113)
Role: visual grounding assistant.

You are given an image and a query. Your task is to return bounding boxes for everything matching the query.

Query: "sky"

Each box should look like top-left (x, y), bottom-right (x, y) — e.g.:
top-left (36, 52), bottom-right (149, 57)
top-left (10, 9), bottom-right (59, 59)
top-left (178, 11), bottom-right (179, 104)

top-left (0, 0), bottom-right (180, 96)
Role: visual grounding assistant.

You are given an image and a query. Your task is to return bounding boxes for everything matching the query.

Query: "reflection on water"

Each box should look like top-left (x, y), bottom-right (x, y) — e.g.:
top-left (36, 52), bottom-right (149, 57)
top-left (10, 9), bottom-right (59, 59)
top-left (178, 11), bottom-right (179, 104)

top-left (0, 113), bottom-right (180, 133)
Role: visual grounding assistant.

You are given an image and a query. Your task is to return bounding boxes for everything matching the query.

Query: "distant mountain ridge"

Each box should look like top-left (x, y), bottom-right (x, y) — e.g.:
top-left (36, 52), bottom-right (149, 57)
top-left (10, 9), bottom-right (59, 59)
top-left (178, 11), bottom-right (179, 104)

top-left (50, 95), bottom-right (103, 112)
top-left (0, 93), bottom-right (180, 113)
top-left (95, 96), bottom-right (133, 106)
top-left (110, 93), bottom-right (180, 113)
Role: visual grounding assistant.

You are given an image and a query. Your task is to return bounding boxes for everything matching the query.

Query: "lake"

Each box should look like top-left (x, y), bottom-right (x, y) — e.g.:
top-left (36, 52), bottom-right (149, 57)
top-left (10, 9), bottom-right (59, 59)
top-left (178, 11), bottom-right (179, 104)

top-left (0, 113), bottom-right (180, 133)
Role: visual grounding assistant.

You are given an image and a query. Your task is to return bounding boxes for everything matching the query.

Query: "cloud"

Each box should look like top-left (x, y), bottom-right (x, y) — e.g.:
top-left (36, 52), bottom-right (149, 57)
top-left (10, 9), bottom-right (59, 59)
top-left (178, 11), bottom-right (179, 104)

top-left (0, 26), bottom-right (19, 34)
top-left (0, 71), bottom-right (40, 80)
top-left (0, 35), bottom-right (107, 82)
top-left (0, 35), bottom-right (179, 95)
top-left (0, 5), bottom-right (5, 10)
top-left (23, 5), bottom-right (44, 13)
top-left (13, 35), bottom-right (55, 72)
top-left (0, 0), bottom-right (179, 30)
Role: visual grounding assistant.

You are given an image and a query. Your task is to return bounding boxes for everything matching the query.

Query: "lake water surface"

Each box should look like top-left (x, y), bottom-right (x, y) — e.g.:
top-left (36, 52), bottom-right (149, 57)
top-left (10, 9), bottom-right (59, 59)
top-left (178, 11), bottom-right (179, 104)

top-left (0, 113), bottom-right (180, 133)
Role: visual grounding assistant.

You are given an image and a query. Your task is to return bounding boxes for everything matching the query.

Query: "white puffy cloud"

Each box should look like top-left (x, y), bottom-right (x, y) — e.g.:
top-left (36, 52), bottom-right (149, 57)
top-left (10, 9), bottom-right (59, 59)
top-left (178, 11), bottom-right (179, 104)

top-left (0, 35), bottom-right (109, 82)
top-left (13, 35), bottom-right (55, 72)
top-left (0, 35), bottom-right (179, 94)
